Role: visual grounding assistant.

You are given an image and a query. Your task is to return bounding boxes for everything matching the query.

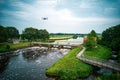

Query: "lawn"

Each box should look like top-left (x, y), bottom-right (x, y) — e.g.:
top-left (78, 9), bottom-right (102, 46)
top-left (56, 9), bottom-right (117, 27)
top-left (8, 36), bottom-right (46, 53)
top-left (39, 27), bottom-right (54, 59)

top-left (46, 46), bottom-right (93, 80)
top-left (94, 73), bottom-right (120, 80)
top-left (83, 45), bottom-right (112, 60)
top-left (0, 42), bottom-right (30, 53)
top-left (83, 45), bottom-right (119, 80)
top-left (46, 45), bottom-right (112, 80)
top-left (9, 42), bottom-right (30, 49)
top-left (49, 35), bottom-right (73, 40)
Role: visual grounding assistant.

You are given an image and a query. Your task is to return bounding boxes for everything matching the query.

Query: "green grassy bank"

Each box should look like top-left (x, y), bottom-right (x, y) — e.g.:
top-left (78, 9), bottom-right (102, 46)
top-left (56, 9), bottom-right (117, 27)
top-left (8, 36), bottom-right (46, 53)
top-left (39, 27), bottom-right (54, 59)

top-left (83, 45), bottom-right (112, 60)
top-left (94, 73), bottom-right (120, 80)
top-left (46, 46), bottom-right (93, 80)
top-left (50, 35), bottom-right (73, 40)
top-left (0, 42), bottom-right (30, 54)
top-left (46, 45), bottom-right (112, 80)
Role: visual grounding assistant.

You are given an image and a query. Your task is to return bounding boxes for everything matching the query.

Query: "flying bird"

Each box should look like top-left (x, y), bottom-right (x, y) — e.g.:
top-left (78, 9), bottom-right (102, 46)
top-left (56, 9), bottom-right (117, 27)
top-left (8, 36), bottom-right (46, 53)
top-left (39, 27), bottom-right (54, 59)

top-left (42, 17), bottom-right (48, 20)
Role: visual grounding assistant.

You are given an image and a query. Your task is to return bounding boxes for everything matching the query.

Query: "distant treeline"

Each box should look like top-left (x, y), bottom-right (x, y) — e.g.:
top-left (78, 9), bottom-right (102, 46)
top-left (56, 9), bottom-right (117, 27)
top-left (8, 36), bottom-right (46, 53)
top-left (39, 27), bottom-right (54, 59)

top-left (0, 25), bottom-right (102, 43)
top-left (50, 33), bottom-right (101, 37)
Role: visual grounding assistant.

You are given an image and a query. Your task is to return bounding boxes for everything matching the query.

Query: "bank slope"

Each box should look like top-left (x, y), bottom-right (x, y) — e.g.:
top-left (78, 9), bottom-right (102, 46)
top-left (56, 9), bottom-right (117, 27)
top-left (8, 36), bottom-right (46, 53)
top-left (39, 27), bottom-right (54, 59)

top-left (46, 46), bottom-right (93, 80)
top-left (0, 42), bottom-right (30, 54)
top-left (83, 45), bottom-right (111, 60)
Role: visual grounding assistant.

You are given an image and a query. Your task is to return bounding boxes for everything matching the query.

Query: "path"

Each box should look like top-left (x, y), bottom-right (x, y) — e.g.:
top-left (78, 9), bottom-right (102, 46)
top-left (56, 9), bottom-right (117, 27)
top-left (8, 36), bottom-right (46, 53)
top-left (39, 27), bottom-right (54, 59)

top-left (76, 47), bottom-right (120, 72)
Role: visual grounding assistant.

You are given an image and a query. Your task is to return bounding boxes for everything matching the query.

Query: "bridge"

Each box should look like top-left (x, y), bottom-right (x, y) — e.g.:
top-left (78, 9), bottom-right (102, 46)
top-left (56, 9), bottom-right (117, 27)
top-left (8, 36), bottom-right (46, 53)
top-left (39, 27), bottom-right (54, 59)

top-left (77, 47), bottom-right (120, 72)
top-left (31, 42), bottom-right (80, 49)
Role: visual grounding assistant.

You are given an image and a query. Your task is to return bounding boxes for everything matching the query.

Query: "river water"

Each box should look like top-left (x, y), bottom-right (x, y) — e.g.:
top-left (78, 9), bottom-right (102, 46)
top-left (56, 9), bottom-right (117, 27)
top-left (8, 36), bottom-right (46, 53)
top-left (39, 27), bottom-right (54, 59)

top-left (0, 47), bottom-right (69, 80)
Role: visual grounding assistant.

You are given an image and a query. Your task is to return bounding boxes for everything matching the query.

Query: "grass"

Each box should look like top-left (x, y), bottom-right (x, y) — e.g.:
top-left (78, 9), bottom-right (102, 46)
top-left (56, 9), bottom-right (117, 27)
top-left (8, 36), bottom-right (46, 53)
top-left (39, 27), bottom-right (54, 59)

top-left (83, 45), bottom-right (119, 80)
top-left (46, 46), bottom-right (93, 80)
top-left (94, 73), bottom-right (120, 80)
top-left (9, 42), bottom-right (30, 49)
top-left (46, 45), bottom-right (112, 79)
top-left (49, 35), bottom-right (73, 40)
top-left (0, 42), bottom-right (30, 54)
top-left (83, 45), bottom-right (112, 60)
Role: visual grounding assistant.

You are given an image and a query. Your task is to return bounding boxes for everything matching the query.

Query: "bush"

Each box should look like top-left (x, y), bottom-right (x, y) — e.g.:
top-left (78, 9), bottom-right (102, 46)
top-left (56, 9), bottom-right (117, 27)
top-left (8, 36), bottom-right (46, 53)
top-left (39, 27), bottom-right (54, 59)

top-left (85, 38), bottom-right (95, 49)
top-left (84, 30), bottom-right (97, 49)
top-left (94, 74), bottom-right (120, 80)
top-left (6, 45), bottom-right (10, 50)
top-left (59, 69), bottom-right (78, 80)
top-left (73, 35), bottom-right (78, 39)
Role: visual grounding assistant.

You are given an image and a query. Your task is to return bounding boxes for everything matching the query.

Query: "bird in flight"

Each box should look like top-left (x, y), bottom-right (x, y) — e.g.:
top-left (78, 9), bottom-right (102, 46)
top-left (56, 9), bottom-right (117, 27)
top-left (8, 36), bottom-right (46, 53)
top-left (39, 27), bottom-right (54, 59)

top-left (42, 17), bottom-right (48, 20)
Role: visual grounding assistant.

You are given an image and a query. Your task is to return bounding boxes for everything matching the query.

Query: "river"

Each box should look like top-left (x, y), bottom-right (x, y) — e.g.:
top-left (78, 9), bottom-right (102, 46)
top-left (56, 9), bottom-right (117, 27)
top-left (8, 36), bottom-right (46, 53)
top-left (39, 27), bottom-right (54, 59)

top-left (0, 47), bottom-right (69, 80)
top-left (0, 37), bottom-right (116, 80)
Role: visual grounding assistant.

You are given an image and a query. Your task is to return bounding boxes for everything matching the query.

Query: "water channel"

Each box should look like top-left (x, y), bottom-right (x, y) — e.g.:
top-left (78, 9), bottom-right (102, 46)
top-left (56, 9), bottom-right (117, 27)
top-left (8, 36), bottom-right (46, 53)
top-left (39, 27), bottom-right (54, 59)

top-left (0, 37), bottom-right (116, 80)
top-left (0, 47), bottom-right (69, 80)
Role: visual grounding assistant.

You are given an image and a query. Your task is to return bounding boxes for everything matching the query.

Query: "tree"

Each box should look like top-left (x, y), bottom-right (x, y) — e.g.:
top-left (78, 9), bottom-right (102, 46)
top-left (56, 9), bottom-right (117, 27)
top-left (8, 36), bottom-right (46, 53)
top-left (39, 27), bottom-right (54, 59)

top-left (101, 24), bottom-right (120, 51)
top-left (0, 26), bottom-right (19, 42)
top-left (0, 26), bottom-right (8, 42)
top-left (84, 30), bottom-right (97, 49)
top-left (90, 30), bottom-right (97, 37)
top-left (38, 29), bottom-right (49, 40)
top-left (6, 27), bottom-right (19, 39)
top-left (21, 27), bottom-right (49, 41)
top-left (21, 27), bottom-right (38, 41)
top-left (73, 35), bottom-right (78, 39)
top-left (97, 24), bottom-right (120, 63)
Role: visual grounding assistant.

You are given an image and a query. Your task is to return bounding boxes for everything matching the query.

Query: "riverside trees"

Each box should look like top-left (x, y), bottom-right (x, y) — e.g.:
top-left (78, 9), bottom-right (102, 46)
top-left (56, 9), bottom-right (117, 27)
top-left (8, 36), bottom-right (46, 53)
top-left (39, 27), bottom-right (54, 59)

top-left (100, 24), bottom-right (120, 62)
top-left (0, 26), bottom-right (19, 42)
top-left (84, 30), bottom-right (97, 49)
top-left (101, 24), bottom-right (120, 51)
top-left (0, 26), bottom-right (49, 42)
top-left (21, 27), bottom-right (49, 41)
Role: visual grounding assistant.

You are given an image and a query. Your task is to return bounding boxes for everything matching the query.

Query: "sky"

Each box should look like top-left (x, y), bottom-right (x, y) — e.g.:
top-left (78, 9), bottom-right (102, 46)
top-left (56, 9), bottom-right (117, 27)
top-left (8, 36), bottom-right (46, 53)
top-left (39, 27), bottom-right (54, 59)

top-left (0, 0), bottom-right (120, 34)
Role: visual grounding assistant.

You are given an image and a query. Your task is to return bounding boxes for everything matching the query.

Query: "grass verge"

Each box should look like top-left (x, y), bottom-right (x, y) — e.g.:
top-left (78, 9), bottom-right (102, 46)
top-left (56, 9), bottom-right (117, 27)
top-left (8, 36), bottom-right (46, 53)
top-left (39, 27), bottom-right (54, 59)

top-left (46, 46), bottom-right (93, 80)
top-left (50, 35), bottom-right (73, 40)
top-left (83, 45), bottom-right (112, 60)
top-left (94, 73), bottom-right (120, 80)
top-left (0, 42), bottom-right (30, 54)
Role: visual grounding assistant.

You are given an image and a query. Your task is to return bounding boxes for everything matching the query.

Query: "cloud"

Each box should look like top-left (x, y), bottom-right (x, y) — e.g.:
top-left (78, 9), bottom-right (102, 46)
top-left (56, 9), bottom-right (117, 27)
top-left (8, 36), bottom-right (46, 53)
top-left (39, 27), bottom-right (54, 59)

top-left (104, 7), bottom-right (117, 13)
top-left (0, 0), bottom-right (120, 33)
top-left (79, 0), bottom-right (98, 8)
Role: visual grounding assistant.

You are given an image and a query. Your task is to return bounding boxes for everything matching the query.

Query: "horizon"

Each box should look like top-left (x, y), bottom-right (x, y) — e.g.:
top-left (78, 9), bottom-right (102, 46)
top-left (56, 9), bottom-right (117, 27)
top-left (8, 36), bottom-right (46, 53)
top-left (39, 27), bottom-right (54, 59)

top-left (0, 0), bottom-right (120, 33)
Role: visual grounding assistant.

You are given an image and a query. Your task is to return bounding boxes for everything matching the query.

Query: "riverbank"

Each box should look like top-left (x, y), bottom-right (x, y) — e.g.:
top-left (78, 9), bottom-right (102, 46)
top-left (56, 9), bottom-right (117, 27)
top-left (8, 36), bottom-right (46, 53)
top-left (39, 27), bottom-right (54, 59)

top-left (46, 46), bottom-right (93, 80)
top-left (50, 35), bottom-right (72, 40)
top-left (0, 42), bottom-right (30, 54)
top-left (94, 73), bottom-right (120, 80)
top-left (46, 45), bottom-right (114, 80)
top-left (83, 45), bottom-right (112, 60)
top-left (0, 46), bottom-right (69, 80)
top-left (83, 45), bottom-right (120, 80)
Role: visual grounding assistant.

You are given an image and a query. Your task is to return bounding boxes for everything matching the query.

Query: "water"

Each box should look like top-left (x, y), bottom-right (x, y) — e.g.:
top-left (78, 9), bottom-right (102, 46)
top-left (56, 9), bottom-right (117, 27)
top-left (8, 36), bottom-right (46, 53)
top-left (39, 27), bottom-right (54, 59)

top-left (54, 37), bottom-right (83, 45)
top-left (0, 47), bottom-right (69, 80)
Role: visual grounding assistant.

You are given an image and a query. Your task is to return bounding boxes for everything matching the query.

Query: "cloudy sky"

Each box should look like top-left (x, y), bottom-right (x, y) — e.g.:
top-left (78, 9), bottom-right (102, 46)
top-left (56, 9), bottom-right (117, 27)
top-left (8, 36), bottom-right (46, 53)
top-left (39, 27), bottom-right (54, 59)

top-left (0, 0), bottom-right (120, 33)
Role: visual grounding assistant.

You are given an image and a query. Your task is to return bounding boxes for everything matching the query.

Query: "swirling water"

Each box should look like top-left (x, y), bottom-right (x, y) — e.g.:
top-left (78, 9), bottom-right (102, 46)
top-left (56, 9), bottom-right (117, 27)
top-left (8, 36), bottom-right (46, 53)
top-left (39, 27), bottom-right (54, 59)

top-left (0, 47), bottom-right (69, 80)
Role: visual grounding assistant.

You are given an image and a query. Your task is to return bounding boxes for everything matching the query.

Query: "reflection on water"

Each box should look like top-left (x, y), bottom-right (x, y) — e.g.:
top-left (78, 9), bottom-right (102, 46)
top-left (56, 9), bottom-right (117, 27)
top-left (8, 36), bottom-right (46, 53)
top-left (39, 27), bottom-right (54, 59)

top-left (0, 56), bottom-right (9, 73)
top-left (0, 47), bottom-right (69, 80)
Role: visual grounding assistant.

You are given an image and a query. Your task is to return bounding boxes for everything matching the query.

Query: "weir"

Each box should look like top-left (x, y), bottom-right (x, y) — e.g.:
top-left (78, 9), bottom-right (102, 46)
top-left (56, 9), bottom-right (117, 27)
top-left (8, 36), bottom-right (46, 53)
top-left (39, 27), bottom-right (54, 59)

top-left (31, 42), bottom-right (80, 49)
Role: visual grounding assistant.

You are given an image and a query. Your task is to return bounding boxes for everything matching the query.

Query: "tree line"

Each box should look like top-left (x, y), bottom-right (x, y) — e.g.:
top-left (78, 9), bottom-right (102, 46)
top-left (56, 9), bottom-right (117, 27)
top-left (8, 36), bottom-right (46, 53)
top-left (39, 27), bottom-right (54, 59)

top-left (21, 27), bottom-right (49, 41)
top-left (100, 24), bottom-right (120, 62)
top-left (84, 24), bottom-right (120, 62)
top-left (0, 26), bottom-right (19, 42)
top-left (0, 26), bottom-right (49, 42)
top-left (100, 24), bottom-right (120, 52)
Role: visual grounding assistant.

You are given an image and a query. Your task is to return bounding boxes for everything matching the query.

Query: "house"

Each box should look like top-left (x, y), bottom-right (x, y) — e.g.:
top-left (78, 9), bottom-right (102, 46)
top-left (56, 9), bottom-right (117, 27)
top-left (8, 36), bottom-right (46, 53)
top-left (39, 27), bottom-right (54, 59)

top-left (13, 39), bottom-right (19, 44)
